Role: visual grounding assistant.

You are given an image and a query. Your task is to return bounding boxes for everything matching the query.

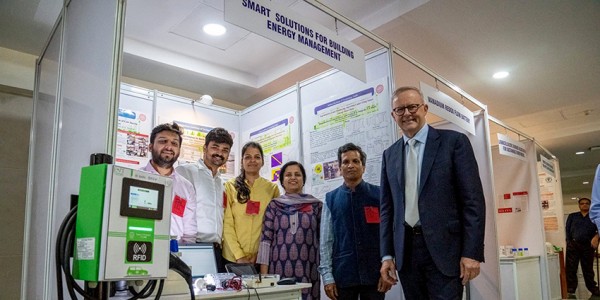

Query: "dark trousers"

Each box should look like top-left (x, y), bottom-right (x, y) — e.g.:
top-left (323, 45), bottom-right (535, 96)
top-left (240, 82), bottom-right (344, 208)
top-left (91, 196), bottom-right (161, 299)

top-left (566, 240), bottom-right (598, 294)
top-left (337, 285), bottom-right (384, 300)
top-left (399, 226), bottom-right (463, 300)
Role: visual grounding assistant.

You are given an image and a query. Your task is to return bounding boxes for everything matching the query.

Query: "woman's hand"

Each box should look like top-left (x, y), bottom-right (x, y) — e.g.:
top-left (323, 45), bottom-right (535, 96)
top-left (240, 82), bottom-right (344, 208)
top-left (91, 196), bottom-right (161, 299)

top-left (236, 257), bottom-right (252, 264)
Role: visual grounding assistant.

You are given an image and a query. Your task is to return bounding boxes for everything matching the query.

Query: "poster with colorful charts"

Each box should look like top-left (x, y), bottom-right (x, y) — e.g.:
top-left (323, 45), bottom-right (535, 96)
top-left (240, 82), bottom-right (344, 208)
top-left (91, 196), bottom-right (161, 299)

top-left (243, 114), bottom-right (299, 184)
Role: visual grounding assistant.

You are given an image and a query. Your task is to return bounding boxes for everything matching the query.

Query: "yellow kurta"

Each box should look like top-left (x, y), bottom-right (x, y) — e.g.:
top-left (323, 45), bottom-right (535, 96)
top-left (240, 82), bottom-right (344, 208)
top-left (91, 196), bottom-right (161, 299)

top-left (222, 177), bottom-right (280, 262)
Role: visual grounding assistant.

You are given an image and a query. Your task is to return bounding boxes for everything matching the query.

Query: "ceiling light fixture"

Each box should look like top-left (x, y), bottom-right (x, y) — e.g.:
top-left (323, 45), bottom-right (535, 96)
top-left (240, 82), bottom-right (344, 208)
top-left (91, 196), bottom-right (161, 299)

top-left (493, 71), bottom-right (509, 79)
top-left (203, 23), bottom-right (226, 36)
top-left (576, 151), bottom-right (585, 155)
top-left (583, 181), bottom-right (590, 185)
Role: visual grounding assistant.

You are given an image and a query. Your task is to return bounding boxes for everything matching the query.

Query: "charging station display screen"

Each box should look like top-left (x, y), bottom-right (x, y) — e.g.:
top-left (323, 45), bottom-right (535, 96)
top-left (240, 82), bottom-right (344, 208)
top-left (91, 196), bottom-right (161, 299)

top-left (129, 186), bottom-right (159, 211)
top-left (120, 177), bottom-right (165, 220)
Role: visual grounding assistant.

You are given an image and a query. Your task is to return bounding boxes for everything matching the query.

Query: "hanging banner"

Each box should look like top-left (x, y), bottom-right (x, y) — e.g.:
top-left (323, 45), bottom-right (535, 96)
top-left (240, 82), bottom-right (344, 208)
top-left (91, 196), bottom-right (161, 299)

top-left (419, 82), bottom-right (475, 135)
top-left (540, 155), bottom-right (555, 178)
top-left (497, 133), bottom-right (527, 161)
top-left (225, 0), bottom-right (366, 82)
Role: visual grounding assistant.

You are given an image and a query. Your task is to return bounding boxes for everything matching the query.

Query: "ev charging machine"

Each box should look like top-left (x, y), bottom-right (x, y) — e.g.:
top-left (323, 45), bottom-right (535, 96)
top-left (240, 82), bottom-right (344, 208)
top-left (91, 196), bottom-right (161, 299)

top-left (72, 164), bottom-right (172, 282)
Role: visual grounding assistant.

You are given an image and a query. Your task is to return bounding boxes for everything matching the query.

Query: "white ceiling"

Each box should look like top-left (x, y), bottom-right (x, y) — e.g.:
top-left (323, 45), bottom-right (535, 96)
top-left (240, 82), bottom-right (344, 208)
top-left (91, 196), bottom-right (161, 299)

top-left (1, 0), bottom-right (599, 204)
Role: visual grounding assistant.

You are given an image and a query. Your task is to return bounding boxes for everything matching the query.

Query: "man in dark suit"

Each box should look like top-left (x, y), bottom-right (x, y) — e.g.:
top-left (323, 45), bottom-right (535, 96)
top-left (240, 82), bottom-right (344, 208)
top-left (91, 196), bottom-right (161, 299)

top-left (379, 86), bottom-right (486, 299)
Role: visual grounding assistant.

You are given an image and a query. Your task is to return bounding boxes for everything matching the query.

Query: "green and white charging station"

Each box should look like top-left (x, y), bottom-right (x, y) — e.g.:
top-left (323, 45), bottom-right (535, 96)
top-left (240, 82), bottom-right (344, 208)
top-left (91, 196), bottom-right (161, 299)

top-left (73, 164), bottom-right (172, 281)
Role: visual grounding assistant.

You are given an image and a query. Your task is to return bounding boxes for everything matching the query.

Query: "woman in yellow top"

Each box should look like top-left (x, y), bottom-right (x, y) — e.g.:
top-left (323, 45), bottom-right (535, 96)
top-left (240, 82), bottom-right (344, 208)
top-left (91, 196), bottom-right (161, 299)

top-left (223, 141), bottom-right (280, 265)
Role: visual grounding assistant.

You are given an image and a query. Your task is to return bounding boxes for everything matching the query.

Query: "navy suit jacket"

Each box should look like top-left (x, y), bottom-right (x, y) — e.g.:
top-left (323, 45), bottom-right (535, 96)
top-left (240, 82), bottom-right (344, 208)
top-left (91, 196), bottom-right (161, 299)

top-left (379, 125), bottom-right (485, 276)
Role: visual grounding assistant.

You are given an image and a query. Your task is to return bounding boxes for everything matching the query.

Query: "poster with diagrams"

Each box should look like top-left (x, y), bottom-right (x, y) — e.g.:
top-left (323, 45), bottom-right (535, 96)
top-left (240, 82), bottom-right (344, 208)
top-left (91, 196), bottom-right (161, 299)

top-left (175, 120), bottom-right (236, 179)
top-left (115, 108), bottom-right (152, 169)
top-left (302, 78), bottom-right (392, 200)
top-left (243, 113), bottom-right (299, 183)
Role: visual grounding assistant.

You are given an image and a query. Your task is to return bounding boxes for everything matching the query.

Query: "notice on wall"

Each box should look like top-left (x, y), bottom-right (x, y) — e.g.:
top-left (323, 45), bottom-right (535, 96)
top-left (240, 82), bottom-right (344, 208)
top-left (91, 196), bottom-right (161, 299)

top-left (115, 108), bottom-right (152, 169)
top-left (302, 78), bottom-right (392, 200)
top-left (497, 133), bottom-right (527, 161)
top-left (539, 170), bottom-right (559, 231)
top-left (497, 191), bottom-right (529, 214)
top-left (224, 0), bottom-right (366, 82)
top-left (243, 113), bottom-right (299, 183)
top-left (420, 82), bottom-right (475, 135)
top-left (175, 120), bottom-right (236, 179)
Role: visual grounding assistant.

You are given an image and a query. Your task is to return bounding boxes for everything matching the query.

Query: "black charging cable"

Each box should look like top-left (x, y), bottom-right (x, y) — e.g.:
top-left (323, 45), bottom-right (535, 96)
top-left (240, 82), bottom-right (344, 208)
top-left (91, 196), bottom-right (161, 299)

top-left (56, 205), bottom-right (164, 300)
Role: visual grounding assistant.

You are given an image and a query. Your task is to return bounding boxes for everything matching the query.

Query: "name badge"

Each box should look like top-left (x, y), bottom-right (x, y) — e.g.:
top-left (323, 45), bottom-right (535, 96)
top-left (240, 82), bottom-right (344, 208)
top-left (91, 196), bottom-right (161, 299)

top-left (246, 200), bottom-right (260, 215)
top-left (172, 195), bottom-right (187, 217)
top-left (364, 206), bottom-right (380, 224)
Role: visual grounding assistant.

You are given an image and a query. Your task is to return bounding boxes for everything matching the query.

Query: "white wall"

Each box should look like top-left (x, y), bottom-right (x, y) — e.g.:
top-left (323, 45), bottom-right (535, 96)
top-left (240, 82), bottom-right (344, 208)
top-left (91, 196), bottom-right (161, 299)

top-left (0, 47), bottom-right (36, 90)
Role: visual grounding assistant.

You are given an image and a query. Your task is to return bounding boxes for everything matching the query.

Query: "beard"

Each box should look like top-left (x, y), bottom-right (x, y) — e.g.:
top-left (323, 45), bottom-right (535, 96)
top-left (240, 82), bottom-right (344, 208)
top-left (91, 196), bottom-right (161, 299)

top-left (151, 148), bottom-right (179, 168)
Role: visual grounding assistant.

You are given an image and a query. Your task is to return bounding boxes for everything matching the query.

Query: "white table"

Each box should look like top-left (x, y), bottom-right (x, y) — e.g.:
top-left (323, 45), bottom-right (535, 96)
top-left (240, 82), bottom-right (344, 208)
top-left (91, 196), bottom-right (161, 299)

top-left (500, 255), bottom-right (542, 300)
top-left (157, 283), bottom-right (312, 300)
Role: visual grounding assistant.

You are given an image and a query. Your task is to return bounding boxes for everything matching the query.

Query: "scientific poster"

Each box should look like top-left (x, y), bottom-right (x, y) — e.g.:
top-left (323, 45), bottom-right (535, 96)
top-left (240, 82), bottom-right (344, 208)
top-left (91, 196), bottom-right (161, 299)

top-left (302, 78), bottom-right (392, 200)
top-left (243, 113), bottom-right (299, 183)
top-left (539, 171), bottom-right (559, 231)
top-left (115, 108), bottom-right (152, 168)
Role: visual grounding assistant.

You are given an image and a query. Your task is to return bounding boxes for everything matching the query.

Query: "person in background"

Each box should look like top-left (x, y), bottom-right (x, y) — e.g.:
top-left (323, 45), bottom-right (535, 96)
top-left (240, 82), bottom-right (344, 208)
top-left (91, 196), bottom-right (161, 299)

top-left (319, 143), bottom-right (392, 300)
top-left (257, 161), bottom-right (322, 300)
top-left (379, 86), bottom-right (485, 300)
top-left (141, 122), bottom-right (197, 242)
top-left (565, 197), bottom-right (600, 297)
top-left (222, 141), bottom-right (280, 267)
top-left (176, 127), bottom-right (233, 272)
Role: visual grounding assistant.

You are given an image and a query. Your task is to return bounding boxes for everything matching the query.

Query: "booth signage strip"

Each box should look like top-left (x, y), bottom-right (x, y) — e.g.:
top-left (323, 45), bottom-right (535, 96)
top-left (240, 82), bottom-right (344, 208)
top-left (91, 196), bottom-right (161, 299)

top-left (224, 0), bottom-right (366, 82)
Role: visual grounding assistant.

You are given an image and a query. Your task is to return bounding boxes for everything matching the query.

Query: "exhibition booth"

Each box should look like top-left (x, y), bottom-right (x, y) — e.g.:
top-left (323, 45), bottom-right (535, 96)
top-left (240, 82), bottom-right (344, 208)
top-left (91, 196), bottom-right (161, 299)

top-left (22, 0), bottom-right (563, 299)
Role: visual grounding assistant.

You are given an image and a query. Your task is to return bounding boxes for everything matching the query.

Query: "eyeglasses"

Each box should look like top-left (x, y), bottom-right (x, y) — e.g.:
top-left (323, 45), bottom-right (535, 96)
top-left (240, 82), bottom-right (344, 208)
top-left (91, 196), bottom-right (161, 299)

top-left (392, 104), bottom-right (423, 116)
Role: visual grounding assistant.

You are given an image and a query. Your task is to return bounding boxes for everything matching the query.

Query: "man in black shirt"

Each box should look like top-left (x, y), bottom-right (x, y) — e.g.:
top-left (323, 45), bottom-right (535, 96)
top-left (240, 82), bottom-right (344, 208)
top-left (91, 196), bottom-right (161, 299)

top-left (565, 197), bottom-right (600, 296)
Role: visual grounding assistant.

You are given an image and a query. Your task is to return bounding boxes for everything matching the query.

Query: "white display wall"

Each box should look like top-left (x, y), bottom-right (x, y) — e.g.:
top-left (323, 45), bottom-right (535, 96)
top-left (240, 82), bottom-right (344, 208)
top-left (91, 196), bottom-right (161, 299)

top-left (492, 140), bottom-right (551, 299)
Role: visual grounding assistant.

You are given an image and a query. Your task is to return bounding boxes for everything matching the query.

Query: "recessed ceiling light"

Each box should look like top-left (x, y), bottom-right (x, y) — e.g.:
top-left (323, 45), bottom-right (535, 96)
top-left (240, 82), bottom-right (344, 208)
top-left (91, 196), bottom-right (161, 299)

top-left (572, 197), bottom-right (578, 200)
top-left (576, 151), bottom-right (585, 155)
top-left (493, 71), bottom-right (509, 79)
top-left (203, 23), bottom-right (226, 36)
top-left (583, 181), bottom-right (590, 184)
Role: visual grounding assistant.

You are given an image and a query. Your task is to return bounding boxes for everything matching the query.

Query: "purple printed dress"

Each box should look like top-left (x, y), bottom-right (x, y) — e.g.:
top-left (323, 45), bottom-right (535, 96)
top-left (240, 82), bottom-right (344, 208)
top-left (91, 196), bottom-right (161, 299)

top-left (257, 193), bottom-right (322, 300)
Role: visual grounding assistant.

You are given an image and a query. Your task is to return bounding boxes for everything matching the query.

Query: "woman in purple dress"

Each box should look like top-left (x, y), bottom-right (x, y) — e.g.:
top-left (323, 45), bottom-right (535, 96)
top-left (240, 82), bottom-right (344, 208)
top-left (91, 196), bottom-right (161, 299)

top-left (257, 161), bottom-right (322, 300)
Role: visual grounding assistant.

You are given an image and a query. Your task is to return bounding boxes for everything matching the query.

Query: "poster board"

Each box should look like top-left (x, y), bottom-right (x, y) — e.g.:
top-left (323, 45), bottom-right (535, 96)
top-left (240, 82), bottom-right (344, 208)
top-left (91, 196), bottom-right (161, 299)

top-left (492, 139), bottom-right (550, 300)
top-left (115, 86), bottom-right (154, 168)
top-left (240, 87), bottom-right (300, 186)
top-left (299, 49), bottom-right (393, 200)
